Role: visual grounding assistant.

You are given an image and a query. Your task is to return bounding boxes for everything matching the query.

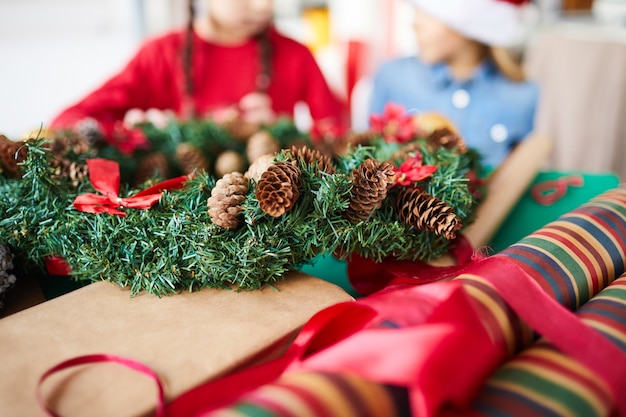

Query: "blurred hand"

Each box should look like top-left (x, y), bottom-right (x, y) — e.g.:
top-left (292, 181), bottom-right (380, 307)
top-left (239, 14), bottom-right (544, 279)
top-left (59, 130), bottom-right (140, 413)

top-left (238, 92), bottom-right (276, 125)
top-left (123, 108), bottom-right (174, 129)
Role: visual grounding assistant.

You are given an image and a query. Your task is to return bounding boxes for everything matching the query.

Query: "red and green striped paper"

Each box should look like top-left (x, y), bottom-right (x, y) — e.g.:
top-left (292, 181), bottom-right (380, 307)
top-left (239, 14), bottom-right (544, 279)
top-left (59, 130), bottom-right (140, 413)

top-left (463, 274), bottom-right (626, 417)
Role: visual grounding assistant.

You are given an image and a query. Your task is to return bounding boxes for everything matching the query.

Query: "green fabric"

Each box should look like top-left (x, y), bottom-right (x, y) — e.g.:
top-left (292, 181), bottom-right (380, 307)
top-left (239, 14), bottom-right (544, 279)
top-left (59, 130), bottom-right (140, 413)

top-left (488, 171), bottom-right (620, 254)
top-left (299, 253), bottom-right (358, 298)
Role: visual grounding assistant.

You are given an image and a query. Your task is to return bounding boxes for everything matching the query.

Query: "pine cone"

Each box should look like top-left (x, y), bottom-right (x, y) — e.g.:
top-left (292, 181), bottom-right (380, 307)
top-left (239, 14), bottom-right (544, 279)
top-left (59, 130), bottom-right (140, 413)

top-left (427, 128), bottom-right (467, 154)
top-left (134, 152), bottom-right (170, 185)
top-left (286, 145), bottom-right (336, 174)
top-left (0, 243), bottom-right (17, 311)
top-left (345, 159), bottom-right (395, 223)
top-left (246, 131), bottom-right (279, 163)
top-left (49, 130), bottom-right (91, 157)
top-left (396, 187), bottom-right (462, 239)
top-left (208, 172), bottom-right (249, 229)
top-left (319, 131), bottom-right (376, 157)
top-left (52, 160), bottom-right (89, 188)
top-left (0, 135), bottom-right (27, 178)
top-left (255, 161), bottom-right (301, 217)
top-left (222, 117), bottom-right (260, 142)
top-left (390, 141), bottom-right (423, 162)
top-left (74, 117), bottom-right (106, 145)
top-left (215, 150), bottom-right (246, 178)
top-left (245, 153), bottom-right (275, 183)
top-left (345, 131), bottom-right (377, 148)
top-left (176, 143), bottom-right (209, 175)
top-left (48, 132), bottom-right (92, 187)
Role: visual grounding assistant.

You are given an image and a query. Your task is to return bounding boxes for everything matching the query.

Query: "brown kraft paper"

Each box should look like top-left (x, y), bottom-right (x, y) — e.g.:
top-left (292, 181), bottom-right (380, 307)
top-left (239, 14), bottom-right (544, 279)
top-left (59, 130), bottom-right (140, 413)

top-left (0, 272), bottom-right (352, 417)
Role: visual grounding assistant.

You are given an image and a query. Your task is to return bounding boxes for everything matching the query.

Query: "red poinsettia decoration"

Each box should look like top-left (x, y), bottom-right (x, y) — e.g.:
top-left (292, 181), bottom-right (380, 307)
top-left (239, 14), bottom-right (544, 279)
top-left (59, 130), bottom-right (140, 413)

top-left (309, 117), bottom-right (347, 143)
top-left (107, 121), bottom-right (151, 156)
top-left (394, 154), bottom-right (438, 186)
top-left (369, 103), bottom-right (417, 144)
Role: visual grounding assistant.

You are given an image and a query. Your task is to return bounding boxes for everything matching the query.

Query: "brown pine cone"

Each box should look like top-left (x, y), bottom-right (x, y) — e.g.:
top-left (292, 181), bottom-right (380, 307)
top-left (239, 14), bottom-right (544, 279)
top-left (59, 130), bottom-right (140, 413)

top-left (51, 160), bottom-right (89, 188)
top-left (390, 141), bottom-right (423, 162)
top-left (345, 131), bottom-right (378, 148)
top-left (396, 187), bottom-right (462, 239)
top-left (47, 132), bottom-right (92, 187)
top-left (49, 130), bottom-right (91, 158)
top-left (0, 135), bottom-right (27, 178)
top-left (176, 143), bottom-right (209, 175)
top-left (74, 117), bottom-right (106, 145)
top-left (134, 152), bottom-right (170, 185)
top-left (246, 131), bottom-right (279, 164)
top-left (215, 150), bottom-right (246, 178)
top-left (427, 128), bottom-right (467, 154)
top-left (345, 159), bottom-right (395, 223)
top-left (66, 161), bottom-right (89, 187)
top-left (244, 154), bottom-right (275, 183)
top-left (208, 172), bottom-right (249, 229)
top-left (0, 243), bottom-right (17, 311)
top-left (222, 117), bottom-right (260, 142)
top-left (286, 145), bottom-right (336, 174)
top-left (320, 131), bottom-right (377, 157)
top-left (255, 161), bottom-right (301, 217)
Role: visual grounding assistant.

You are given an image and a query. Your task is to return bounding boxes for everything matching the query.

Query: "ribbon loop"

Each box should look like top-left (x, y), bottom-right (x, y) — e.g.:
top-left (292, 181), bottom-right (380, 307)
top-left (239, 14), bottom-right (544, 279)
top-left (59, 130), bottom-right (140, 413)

top-left (531, 174), bottom-right (584, 205)
top-left (37, 354), bottom-right (166, 417)
top-left (73, 159), bottom-right (190, 217)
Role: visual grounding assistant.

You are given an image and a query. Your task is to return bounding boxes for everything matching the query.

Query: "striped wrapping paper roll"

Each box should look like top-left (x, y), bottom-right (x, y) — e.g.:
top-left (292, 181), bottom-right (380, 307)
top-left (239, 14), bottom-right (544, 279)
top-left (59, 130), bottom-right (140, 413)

top-left (454, 185), bottom-right (626, 356)
top-left (194, 186), bottom-right (626, 417)
top-left (461, 274), bottom-right (626, 417)
top-left (207, 372), bottom-right (409, 417)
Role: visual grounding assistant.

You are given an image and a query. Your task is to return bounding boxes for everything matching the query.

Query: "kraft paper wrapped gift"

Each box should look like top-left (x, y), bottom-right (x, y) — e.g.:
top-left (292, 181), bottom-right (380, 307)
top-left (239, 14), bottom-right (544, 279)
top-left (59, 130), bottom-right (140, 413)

top-left (0, 272), bottom-right (352, 417)
top-left (177, 185), bottom-right (626, 417)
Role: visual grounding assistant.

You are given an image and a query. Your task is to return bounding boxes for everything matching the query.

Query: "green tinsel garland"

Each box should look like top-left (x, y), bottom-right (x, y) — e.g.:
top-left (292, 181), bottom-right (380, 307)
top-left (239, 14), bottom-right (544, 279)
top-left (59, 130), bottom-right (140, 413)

top-left (0, 120), bottom-right (483, 296)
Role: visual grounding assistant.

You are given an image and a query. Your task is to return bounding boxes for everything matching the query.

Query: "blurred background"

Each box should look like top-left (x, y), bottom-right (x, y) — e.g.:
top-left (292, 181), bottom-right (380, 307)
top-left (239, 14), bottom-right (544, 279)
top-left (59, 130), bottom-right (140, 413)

top-left (1, 0), bottom-right (625, 178)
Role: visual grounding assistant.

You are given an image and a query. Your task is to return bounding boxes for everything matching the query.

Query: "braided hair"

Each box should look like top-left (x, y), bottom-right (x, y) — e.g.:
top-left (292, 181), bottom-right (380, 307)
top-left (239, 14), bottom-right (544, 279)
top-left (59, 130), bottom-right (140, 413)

top-left (182, 0), bottom-right (273, 118)
top-left (182, 0), bottom-right (196, 118)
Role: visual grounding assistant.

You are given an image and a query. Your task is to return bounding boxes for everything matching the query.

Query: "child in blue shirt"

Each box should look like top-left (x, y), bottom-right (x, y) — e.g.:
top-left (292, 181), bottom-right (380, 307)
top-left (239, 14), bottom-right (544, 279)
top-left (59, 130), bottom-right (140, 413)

top-left (369, 0), bottom-right (539, 169)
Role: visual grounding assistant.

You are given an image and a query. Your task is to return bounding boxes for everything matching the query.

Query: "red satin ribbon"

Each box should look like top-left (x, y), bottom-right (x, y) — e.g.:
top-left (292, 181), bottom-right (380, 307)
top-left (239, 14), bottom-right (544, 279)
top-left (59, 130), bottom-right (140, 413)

top-left (167, 302), bottom-right (380, 416)
top-left (73, 159), bottom-right (190, 217)
top-left (530, 174), bottom-right (584, 205)
top-left (37, 353), bottom-right (165, 417)
top-left (166, 281), bottom-right (504, 417)
top-left (168, 253), bottom-right (626, 416)
top-left (348, 233), bottom-right (481, 295)
top-left (44, 255), bottom-right (71, 276)
top-left (348, 252), bottom-right (626, 416)
top-left (287, 282), bottom-right (503, 416)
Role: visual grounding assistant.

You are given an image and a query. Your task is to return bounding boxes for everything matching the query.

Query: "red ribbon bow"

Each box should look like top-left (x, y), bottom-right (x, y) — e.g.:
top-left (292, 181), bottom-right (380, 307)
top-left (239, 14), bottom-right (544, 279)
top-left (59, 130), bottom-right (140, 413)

top-left (73, 159), bottom-right (190, 217)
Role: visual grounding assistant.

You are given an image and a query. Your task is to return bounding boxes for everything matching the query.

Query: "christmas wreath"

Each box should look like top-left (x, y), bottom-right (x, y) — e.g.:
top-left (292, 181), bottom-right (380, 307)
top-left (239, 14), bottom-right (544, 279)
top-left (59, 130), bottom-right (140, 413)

top-left (0, 106), bottom-right (484, 295)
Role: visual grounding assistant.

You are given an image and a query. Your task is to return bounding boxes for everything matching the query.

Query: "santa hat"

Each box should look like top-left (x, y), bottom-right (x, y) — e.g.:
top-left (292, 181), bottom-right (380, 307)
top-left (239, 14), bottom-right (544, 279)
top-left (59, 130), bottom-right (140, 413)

top-left (409, 0), bottom-right (536, 47)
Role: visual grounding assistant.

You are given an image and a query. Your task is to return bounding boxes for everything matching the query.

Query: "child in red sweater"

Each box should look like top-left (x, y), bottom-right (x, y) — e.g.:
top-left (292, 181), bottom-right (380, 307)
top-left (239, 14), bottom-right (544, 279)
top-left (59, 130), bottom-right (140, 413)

top-left (50, 0), bottom-right (344, 133)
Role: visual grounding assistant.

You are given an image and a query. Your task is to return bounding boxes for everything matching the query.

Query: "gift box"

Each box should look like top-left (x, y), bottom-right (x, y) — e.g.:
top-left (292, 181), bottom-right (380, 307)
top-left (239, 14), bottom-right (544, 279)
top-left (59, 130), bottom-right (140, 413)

top-left (0, 272), bottom-right (352, 417)
top-left (168, 184), bottom-right (626, 417)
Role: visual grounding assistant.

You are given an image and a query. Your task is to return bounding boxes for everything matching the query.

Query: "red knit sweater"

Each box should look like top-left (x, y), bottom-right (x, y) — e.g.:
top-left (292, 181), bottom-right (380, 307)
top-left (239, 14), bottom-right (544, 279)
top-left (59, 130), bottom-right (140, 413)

top-left (50, 27), bottom-right (345, 131)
